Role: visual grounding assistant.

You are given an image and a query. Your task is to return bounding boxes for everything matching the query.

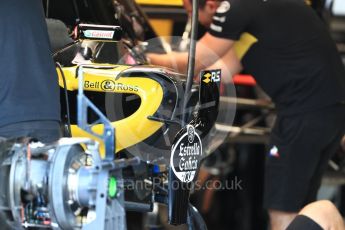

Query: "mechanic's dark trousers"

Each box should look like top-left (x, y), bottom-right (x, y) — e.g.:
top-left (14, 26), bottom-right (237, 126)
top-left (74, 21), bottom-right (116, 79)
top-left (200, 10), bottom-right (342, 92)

top-left (0, 120), bottom-right (61, 143)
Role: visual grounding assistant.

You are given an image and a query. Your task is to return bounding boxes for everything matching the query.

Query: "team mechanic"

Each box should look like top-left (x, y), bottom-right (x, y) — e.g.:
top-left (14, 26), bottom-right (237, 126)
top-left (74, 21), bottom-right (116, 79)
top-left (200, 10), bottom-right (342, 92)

top-left (148, 0), bottom-right (345, 229)
top-left (0, 0), bottom-right (61, 143)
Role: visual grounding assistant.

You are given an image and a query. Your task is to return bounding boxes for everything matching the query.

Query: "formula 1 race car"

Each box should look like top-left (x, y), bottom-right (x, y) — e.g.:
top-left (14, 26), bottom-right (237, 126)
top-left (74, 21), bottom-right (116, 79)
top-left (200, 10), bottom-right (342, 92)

top-left (0, 0), bottom-right (231, 229)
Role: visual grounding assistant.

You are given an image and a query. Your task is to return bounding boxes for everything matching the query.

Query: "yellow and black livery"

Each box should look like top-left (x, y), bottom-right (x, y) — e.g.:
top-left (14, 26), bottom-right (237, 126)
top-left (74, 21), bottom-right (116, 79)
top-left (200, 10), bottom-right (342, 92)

top-left (57, 63), bottom-right (190, 160)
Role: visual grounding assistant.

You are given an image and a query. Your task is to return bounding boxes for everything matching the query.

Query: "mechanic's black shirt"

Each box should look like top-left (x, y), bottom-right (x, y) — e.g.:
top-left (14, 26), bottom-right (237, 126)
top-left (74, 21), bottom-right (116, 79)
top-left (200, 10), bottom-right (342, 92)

top-left (209, 0), bottom-right (345, 115)
top-left (0, 0), bottom-right (60, 126)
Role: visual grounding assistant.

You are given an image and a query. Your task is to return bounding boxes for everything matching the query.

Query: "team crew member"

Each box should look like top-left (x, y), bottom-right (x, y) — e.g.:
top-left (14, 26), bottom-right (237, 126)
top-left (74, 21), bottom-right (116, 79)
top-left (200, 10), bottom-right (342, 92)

top-left (0, 0), bottom-right (61, 143)
top-left (149, 0), bottom-right (345, 229)
top-left (287, 200), bottom-right (345, 230)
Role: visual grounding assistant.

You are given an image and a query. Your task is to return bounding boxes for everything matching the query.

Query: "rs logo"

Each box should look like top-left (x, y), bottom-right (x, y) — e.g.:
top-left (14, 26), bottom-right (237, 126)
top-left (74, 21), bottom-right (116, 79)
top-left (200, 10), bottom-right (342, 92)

top-left (203, 73), bottom-right (212, 83)
top-left (202, 70), bottom-right (221, 84)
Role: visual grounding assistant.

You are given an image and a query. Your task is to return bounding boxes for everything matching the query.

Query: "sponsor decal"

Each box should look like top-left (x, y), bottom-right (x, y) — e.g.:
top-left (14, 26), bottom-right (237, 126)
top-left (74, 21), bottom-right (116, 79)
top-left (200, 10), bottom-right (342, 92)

top-left (113, 82), bottom-right (139, 92)
top-left (83, 30), bottom-right (115, 39)
top-left (101, 80), bottom-right (116, 91)
top-left (210, 23), bottom-right (223, 33)
top-left (269, 146), bottom-right (280, 158)
top-left (170, 125), bottom-right (203, 183)
top-left (216, 1), bottom-right (231, 14)
top-left (84, 80), bottom-right (139, 92)
top-left (202, 69), bottom-right (221, 84)
top-left (84, 81), bottom-right (101, 89)
top-left (203, 73), bottom-right (211, 83)
top-left (188, 126), bottom-right (195, 143)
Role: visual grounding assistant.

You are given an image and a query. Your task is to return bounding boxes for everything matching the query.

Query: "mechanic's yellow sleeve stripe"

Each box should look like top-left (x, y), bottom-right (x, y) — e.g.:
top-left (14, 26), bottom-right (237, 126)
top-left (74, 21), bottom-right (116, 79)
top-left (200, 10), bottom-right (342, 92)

top-left (233, 33), bottom-right (258, 60)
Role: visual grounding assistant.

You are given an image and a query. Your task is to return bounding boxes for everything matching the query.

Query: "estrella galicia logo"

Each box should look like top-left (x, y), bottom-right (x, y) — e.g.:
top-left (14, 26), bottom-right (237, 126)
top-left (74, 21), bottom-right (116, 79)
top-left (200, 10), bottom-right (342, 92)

top-left (188, 126), bottom-right (195, 143)
top-left (202, 69), bottom-right (221, 84)
top-left (101, 80), bottom-right (115, 91)
top-left (170, 125), bottom-right (203, 183)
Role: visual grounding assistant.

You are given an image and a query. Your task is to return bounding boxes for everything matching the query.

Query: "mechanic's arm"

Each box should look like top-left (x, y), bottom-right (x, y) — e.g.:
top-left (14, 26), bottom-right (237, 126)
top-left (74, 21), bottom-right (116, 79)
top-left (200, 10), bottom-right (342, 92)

top-left (148, 33), bottom-right (235, 74)
top-left (205, 48), bottom-right (243, 84)
top-left (147, 51), bottom-right (188, 73)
